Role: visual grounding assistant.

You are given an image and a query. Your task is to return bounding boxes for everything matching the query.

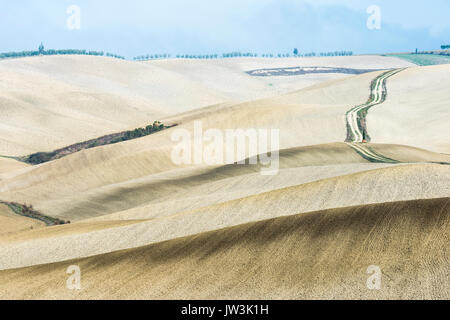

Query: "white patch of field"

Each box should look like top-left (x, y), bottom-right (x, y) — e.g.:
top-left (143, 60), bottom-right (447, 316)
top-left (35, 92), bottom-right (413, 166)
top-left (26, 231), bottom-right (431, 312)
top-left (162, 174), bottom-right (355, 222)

top-left (0, 55), bottom-right (412, 156)
top-left (368, 64), bottom-right (450, 153)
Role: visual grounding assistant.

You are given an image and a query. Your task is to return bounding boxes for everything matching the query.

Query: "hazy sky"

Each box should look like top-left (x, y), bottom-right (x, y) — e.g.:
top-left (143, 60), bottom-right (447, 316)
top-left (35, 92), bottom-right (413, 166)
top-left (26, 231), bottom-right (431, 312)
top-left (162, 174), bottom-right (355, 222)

top-left (1, 0), bottom-right (449, 58)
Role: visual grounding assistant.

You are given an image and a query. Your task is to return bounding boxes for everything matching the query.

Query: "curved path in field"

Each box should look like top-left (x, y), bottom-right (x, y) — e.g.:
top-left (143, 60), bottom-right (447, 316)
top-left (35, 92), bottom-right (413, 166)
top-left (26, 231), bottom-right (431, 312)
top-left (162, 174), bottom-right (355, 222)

top-left (346, 68), bottom-right (404, 143)
top-left (345, 143), bottom-right (399, 164)
top-left (345, 68), bottom-right (405, 162)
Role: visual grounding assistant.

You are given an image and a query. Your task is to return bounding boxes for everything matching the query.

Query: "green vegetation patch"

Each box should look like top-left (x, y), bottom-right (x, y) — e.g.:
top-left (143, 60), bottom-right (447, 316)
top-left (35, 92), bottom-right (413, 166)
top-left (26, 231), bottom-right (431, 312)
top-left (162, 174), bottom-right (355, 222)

top-left (0, 201), bottom-right (69, 226)
top-left (0, 43), bottom-right (125, 60)
top-left (386, 54), bottom-right (450, 66)
top-left (21, 121), bottom-right (175, 165)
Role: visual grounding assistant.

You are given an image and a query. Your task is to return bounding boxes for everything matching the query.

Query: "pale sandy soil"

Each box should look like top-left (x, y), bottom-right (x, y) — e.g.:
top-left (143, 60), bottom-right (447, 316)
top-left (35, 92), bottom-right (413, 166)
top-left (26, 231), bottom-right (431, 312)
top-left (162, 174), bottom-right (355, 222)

top-left (0, 163), bottom-right (448, 271)
top-left (0, 68), bottom-right (448, 222)
top-left (0, 71), bottom-right (381, 220)
top-left (0, 157), bottom-right (29, 178)
top-left (0, 55), bottom-right (448, 300)
top-left (0, 198), bottom-right (447, 300)
top-left (154, 55), bottom-right (413, 72)
top-left (0, 219), bottom-right (147, 245)
top-left (0, 204), bottom-right (45, 236)
top-left (369, 64), bottom-right (450, 153)
top-left (0, 55), bottom-right (412, 155)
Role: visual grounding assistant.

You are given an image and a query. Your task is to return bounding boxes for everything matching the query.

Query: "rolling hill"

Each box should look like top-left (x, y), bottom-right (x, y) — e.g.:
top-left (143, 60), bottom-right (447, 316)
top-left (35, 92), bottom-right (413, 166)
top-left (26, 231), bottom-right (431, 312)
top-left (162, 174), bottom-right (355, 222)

top-left (0, 54), bottom-right (447, 300)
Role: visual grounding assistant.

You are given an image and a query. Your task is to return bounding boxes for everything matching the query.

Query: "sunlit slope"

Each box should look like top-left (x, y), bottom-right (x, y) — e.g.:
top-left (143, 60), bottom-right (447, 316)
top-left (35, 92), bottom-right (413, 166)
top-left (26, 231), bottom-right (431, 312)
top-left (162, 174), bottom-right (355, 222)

top-left (0, 163), bottom-right (448, 270)
top-left (0, 197), bottom-right (447, 300)
top-left (0, 55), bottom-right (167, 155)
top-left (0, 54), bottom-right (446, 301)
top-left (0, 158), bottom-right (29, 178)
top-left (368, 64), bottom-right (450, 153)
top-left (2, 141), bottom-right (448, 223)
top-left (0, 143), bottom-right (382, 220)
top-left (0, 219), bottom-right (146, 245)
top-left (0, 71), bottom-right (378, 218)
top-left (1, 68), bottom-right (448, 222)
top-left (0, 55), bottom-right (273, 155)
top-left (148, 55), bottom-right (414, 100)
top-left (0, 203), bottom-right (45, 236)
top-left (0, 55), bottom-right (412, 156)
top-left (151, 55), bottom-right (414, 74)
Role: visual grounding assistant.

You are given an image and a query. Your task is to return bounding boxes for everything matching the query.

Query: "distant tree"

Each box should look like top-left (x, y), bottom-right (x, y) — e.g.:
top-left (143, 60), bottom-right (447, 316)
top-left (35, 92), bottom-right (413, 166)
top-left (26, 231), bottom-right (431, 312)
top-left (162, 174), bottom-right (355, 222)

top-left (38, 42), bottom-right (45, 54)
top-left (293, 48), bottom-right (298, 56)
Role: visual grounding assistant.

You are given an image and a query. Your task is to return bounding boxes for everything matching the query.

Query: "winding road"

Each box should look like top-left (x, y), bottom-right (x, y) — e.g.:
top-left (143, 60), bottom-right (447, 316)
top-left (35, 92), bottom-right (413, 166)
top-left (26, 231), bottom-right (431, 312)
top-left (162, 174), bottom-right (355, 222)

top-left (345, 68), bottom-right (405, 163)
top-left (346, 142), bottom-right (398, 164)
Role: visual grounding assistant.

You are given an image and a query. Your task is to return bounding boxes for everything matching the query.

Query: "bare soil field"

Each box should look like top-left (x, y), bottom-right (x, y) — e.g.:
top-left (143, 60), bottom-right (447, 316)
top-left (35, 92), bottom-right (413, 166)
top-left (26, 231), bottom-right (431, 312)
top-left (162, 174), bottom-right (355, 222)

top-left (0, 198), bottom-right (447, 299)
top-left (0, 55), bottom-right (448, 300)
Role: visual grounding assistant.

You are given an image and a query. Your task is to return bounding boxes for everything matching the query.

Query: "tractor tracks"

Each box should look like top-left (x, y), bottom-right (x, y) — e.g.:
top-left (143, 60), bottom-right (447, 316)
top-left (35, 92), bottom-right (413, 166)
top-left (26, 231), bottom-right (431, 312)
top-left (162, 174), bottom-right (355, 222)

top-left (345, 68), bottom-right (405, 163)
top-left (346, 68), bottom-right (404, 143)
top-left (345, 143), bottom-right (399, 164)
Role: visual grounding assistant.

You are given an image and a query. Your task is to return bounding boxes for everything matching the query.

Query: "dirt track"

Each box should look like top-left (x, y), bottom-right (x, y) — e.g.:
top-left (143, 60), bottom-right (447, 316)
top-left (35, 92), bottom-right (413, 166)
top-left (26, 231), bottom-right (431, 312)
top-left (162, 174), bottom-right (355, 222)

top-left (345, 69), bottom-right (406, 163)
top-left (346, 69), bottom-right (404, 143)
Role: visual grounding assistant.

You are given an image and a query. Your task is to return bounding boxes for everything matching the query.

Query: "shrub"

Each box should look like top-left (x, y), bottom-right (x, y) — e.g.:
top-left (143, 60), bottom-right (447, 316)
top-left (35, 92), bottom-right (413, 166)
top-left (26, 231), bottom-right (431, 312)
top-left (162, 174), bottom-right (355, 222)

top-left (25, 152), bottom-right (57, 165)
